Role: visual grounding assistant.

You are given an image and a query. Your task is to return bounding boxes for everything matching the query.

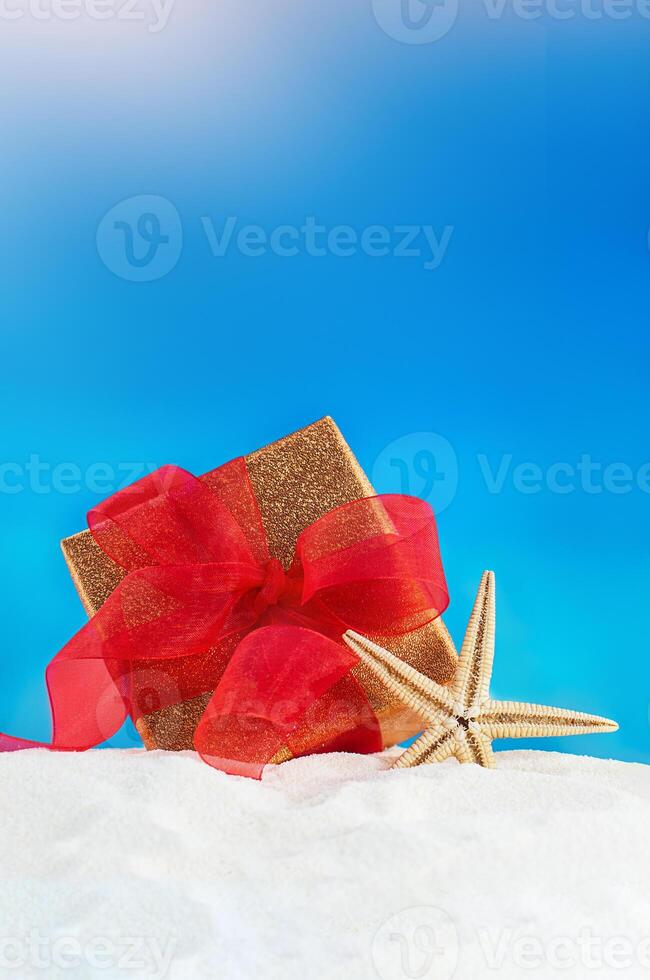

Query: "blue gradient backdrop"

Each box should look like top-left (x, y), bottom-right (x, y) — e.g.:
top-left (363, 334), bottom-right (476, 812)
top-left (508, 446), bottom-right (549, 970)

top-left (1, 2), bottom-right (648, 761)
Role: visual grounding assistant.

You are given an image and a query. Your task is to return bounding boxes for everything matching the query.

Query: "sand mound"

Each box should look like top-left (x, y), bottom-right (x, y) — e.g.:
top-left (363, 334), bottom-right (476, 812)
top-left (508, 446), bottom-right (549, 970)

top-left (1, 748), bottom-right (649, 979)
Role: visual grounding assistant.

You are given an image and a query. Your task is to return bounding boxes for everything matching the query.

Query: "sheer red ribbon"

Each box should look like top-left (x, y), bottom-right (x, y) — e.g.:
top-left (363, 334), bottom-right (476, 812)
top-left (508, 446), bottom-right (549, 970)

top-left (0, 459), bottom-right (449, 778)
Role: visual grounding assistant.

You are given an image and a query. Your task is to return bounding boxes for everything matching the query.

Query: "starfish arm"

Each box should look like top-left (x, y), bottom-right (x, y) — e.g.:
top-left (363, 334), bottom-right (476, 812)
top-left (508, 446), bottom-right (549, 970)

top-left (453, 571), bottom-right (496, 708)
top-left (343, 630), bottom-right (457, 722)
top-left (392, 726), bottom-right (457, 768)
top-left (476, 699), bottom-right (619, 739)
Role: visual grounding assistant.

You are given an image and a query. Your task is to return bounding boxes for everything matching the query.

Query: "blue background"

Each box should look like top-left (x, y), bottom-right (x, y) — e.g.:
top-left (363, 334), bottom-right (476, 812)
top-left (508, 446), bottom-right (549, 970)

top-left (1, 2), bottom-right (648, 762)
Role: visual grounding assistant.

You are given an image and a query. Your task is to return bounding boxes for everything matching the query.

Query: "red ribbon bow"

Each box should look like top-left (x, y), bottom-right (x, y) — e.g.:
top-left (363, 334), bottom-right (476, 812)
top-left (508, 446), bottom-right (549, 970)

top-left (0, 459), bottom-right (449, 778)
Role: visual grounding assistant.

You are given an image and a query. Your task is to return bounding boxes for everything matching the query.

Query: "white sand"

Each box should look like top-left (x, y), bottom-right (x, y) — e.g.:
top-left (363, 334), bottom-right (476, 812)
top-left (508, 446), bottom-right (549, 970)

top-left (1, 749), bottom-right (649, 980)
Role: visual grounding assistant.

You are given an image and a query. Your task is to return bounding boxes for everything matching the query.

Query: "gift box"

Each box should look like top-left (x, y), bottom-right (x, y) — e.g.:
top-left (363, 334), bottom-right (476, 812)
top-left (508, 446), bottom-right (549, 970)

top-left (61, 417), bottom-right (457, 755)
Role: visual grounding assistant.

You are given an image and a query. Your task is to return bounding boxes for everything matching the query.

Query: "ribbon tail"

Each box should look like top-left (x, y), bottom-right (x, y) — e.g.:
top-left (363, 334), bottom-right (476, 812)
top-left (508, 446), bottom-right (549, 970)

top-left (194, 625), bottom-right (382, 779)
top-left (0, 625), bottom-right (131, 754)
top-left (0, 734), bottom-right (60, 752)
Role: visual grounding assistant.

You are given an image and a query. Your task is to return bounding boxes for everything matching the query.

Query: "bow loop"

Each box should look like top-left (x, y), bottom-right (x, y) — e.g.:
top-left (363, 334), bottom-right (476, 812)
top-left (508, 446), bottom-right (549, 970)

top-left (88, 463), bottom-right (264, 571)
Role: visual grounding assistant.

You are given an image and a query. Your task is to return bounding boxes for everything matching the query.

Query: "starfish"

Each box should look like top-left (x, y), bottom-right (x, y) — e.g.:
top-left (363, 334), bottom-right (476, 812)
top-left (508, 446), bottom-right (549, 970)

top-left (343, 571), bottom-right (618, 769)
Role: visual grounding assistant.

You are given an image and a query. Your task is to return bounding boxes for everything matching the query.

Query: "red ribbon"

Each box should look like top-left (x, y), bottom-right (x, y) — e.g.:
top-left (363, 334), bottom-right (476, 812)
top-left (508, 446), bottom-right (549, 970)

top-left (0, 459), bottom-right (449, 778)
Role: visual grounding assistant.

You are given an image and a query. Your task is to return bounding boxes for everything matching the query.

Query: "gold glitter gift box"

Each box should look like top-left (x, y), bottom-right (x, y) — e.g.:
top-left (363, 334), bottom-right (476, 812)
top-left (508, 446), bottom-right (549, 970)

top-left (61, 418), bottom-right (457, 753)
